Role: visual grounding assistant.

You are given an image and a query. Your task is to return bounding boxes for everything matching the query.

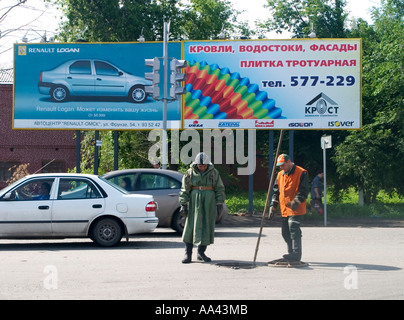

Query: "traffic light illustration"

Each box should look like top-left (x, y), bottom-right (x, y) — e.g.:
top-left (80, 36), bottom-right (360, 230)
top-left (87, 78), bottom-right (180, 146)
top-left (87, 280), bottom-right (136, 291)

top-left (144, 57), bottom-right (161, 100)
top-left (169, 58), bottom-right (187, 100)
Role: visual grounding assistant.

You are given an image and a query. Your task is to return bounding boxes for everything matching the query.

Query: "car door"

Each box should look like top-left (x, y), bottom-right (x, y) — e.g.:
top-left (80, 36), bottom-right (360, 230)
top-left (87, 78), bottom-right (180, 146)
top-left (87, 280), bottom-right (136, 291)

top-left (94, 60), bottom-right (126, 96)
top-left (66, 60), bottom-right (95, 96)
top-left (133, 173), bottom-right (181, 224)
top-left (0, 178), bottom-right (54, 237)
top-left (51, 177), bottom-right (105, 236)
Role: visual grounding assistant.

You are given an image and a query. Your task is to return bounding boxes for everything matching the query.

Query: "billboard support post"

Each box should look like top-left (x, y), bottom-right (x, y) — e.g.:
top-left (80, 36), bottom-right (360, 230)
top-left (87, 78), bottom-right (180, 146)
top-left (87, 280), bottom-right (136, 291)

top-left (321, 135), bottom-right (332, 227)
top-left (161, 21), bottom-right (170, 169)
top-left (94, 130), bottom-right (99, 175)
top-left (76, 130), bottom-right (81, 173)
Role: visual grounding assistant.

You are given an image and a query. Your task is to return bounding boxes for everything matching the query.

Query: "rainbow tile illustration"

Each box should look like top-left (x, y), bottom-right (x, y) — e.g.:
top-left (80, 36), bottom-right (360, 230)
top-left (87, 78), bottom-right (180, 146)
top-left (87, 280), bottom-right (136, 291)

top-left (184, 60), bottom-right (284, 120)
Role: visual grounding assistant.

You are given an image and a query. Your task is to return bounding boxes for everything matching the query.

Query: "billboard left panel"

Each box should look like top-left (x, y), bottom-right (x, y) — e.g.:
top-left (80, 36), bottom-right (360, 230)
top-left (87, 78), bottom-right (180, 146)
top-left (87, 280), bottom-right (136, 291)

top-left (13, 42), bottom-right (182, 130)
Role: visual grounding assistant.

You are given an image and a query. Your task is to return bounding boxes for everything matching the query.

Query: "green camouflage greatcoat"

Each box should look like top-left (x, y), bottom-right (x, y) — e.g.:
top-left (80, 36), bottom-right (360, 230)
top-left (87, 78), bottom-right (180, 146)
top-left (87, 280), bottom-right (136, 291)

top-left (179, 163), bottom-right (225, 246)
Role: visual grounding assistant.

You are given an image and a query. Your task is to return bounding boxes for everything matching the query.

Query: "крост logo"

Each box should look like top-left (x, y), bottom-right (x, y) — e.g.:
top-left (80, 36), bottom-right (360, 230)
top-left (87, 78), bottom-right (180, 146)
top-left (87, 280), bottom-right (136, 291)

top-left (305, 93), bottom-right (339, 117)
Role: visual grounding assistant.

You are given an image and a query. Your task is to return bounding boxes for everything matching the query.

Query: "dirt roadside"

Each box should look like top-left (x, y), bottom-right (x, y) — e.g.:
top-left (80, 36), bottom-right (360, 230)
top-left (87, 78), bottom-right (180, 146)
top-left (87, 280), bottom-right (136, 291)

top-left (219, 213), bottom-right (404, 228)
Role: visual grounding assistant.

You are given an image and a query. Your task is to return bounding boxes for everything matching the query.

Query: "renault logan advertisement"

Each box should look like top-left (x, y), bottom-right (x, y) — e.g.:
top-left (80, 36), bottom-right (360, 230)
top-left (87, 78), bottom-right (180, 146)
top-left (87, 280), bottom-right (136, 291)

top-left (14, 42), bottom-right (182, 130)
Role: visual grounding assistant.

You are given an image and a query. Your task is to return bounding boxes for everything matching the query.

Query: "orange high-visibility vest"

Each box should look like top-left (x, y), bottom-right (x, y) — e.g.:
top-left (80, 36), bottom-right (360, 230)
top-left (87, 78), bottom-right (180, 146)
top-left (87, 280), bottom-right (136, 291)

top-left (277, 165), bottom-right (307, 217)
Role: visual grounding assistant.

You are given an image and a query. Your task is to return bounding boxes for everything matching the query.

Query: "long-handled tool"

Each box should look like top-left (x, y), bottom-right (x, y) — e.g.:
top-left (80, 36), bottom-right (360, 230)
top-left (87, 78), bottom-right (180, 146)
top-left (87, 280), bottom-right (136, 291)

top-left (253, 130), bottom-right (285, 265)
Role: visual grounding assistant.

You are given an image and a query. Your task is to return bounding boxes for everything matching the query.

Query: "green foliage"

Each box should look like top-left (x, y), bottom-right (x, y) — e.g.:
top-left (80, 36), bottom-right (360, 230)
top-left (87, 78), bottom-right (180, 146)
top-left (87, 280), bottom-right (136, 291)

top-left (261, 0), bottom-right (404, 204)
top-left (333, 0), bottom-right (404, 203)
top-left (260, 0), bottom-right (348, 38)
top-left (51, 0), bottom-right (250, 42)
top-left (74, 130), bottom-right (155, 174)
top-left (225, 188), bottom-right (404, 219)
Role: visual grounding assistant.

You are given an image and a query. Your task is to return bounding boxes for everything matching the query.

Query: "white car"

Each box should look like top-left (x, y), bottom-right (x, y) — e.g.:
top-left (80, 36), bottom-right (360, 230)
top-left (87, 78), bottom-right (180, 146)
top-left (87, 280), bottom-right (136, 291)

top-left (0, 173), bottom-right (158, 246)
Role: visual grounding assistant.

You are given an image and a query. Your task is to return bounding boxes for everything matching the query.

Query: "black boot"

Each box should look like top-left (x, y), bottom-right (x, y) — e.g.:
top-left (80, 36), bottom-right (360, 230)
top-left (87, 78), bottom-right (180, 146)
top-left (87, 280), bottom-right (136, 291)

top-left (182, 243), bottom-right (193, 264)
top-left (197, 245), bottom-right (211, 262)
top-left (283, 238), bottom-right (302, 261)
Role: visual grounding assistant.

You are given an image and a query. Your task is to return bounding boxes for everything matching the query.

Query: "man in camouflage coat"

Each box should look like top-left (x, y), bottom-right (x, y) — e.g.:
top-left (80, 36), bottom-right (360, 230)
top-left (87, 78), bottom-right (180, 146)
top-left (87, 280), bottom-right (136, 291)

top-left (179, 152), bottom-right (226, 263)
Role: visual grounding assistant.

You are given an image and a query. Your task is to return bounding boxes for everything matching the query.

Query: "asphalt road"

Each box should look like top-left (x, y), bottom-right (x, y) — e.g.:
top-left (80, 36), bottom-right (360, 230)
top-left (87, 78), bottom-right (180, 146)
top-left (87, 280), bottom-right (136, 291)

top-left (0, 223), bottom-right (403, 301)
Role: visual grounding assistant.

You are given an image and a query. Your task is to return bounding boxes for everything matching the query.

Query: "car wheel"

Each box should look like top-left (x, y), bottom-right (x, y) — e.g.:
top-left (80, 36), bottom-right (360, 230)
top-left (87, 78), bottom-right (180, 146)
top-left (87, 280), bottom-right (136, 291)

top-left (50, 85), bottom-right (70, 102)
top-left (171, 209), bottom-right (185, 234)
top-left (129, 85), bottom-right (148, 103)
top-left (91, 218), bottom-right (122, 247)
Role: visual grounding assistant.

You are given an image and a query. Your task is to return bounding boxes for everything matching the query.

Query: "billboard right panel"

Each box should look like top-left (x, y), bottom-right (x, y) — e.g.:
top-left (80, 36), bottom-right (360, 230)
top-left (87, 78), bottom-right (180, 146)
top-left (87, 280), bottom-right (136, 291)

top-left (183, 39), bottom-right (361, 130)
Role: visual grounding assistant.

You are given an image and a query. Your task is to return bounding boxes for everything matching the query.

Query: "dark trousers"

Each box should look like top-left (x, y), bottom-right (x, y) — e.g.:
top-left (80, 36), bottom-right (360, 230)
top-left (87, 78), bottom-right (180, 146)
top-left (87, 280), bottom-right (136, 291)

top-left (281, 216), bottom-right (303, 260)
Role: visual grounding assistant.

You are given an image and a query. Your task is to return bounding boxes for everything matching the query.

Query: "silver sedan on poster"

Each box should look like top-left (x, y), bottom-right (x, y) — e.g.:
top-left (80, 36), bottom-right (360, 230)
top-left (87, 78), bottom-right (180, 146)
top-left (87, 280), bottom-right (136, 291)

top-left (38, 59), bottom-right (152, 103)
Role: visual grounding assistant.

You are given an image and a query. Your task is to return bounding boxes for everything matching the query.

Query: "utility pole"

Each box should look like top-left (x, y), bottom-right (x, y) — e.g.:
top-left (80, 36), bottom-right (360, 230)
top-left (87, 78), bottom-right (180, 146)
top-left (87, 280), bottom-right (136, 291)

top-left (144, 21), bottom-right (187, 169)
top-left (162, 21), bottom-right (169, 169)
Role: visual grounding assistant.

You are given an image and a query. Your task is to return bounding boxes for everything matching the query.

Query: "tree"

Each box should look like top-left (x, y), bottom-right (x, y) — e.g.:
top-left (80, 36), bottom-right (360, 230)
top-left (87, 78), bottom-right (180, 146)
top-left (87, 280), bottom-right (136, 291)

top-left (258, 0), bottom-right (351, 184)
top-left (76, 130), bottom-right (152, 174)
top-left (181, 0), bottom-right (248, 40)
top-left (261, 0), bottom-right (404, 204)
top-left (333, 0), bottom-right (404, 203)
top-left (260, 0), bottom-right (348, 38)
top-left (52, 0), bottom-right (180, 42)
top-left (51, 0), bottom-right (248, 42)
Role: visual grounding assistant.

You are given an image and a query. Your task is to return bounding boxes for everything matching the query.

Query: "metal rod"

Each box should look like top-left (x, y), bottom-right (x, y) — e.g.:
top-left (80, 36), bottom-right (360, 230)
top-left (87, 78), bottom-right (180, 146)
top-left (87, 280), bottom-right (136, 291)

top-left (114, 131), bottom-right (118, 171)
top-left (33, 159), bottom-right (56, 174)
top-left (94, 130), bottom-right (99, 175)
top-left (253, 130), bottom-right (285, 264)
top-left (162, 21), bottom-right (169, 169)
top-left (323, 141), bottom-right (327, 227)
top-left (76, 130), bottom-right (81, 173)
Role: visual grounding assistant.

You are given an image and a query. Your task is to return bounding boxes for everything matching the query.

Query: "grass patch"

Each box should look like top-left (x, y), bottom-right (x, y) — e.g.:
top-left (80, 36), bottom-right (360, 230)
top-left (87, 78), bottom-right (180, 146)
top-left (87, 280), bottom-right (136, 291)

top-left (226, 189), bottom-right (404, 219)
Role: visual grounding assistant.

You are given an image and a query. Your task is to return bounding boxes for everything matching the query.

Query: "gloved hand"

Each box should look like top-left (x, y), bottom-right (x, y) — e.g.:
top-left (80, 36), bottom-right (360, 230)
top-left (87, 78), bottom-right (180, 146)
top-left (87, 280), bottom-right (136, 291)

top-left (269, 206), bottom-right (276, 220)
top-left (216, 204), bottom-right (223, 216)
top-left (180, 205), bottom-right (188, 217)
top-left (287, 199), bottom-right (300, 211)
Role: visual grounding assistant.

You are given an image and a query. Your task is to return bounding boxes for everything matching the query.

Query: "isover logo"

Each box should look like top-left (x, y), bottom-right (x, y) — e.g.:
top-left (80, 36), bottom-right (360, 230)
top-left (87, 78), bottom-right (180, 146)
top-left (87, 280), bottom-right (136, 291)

top-left (328, 120), bottom-right (355, 128)
top-left (305, 93), bottom-right (339, 117)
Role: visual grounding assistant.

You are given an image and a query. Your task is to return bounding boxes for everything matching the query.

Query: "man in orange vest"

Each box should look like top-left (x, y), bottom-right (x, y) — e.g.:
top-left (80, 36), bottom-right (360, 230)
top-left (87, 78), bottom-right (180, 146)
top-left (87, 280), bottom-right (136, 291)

top-left (269, 154), bottom-right (309, 262)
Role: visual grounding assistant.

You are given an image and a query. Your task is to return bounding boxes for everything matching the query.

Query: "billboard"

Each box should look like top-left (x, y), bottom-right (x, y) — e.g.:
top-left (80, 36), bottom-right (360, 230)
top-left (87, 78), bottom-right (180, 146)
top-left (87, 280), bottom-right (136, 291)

top-left (183, 39), bottom-right (361, 130)
top-left (13, 39), bottom-right (361, 131)
top-left (13, 42), bottom-right (182, 130)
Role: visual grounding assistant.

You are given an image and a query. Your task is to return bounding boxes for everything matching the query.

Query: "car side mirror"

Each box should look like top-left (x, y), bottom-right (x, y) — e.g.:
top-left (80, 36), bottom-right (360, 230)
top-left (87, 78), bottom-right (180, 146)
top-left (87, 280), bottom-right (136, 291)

top-left (118, 71), bottom-right (123, 76)
top-left (2, 191), bottom-right (15, 201)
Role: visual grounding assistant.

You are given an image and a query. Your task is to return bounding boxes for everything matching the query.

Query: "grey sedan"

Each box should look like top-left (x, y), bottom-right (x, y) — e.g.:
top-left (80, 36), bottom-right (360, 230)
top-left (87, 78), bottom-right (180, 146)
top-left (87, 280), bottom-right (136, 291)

top-left (102, 169), bottom-right (226, 234)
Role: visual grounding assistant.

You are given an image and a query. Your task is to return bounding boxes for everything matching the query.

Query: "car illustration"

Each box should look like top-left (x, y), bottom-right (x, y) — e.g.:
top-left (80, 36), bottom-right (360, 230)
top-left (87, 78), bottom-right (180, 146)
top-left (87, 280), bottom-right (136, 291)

top-left (0, 173), bottom-right (158, 246)
top-left (38, 59), bottom-right (152, 103)
top-left (102, 169), bottom-right (227, 234)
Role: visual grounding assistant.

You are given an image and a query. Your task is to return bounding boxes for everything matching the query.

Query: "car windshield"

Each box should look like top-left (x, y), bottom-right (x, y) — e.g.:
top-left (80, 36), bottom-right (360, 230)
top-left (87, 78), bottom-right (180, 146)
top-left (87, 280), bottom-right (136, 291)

top-left (0, 177), bottom-right (28, 195)
top-left (98, 176), bottom-right (128, 194)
